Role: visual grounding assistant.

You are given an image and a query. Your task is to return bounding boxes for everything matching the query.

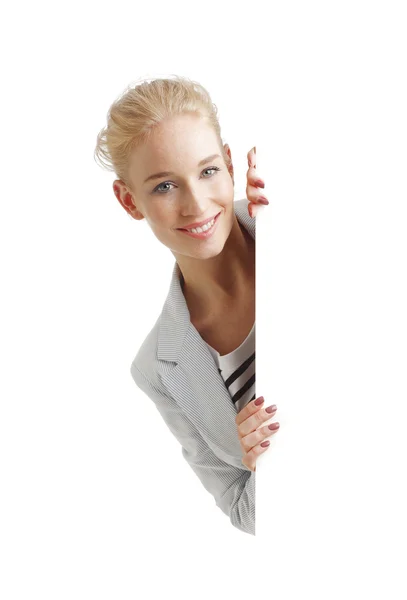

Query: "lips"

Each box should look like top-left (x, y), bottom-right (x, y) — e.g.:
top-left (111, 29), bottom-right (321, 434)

top-left (177, 211), bottom-right (221, 231)
top-left (177, 211), bottom-right (221, 239)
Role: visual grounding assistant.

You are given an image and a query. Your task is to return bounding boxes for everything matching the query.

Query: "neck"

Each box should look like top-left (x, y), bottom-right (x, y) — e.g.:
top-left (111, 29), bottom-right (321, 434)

top-left (176, 216), bottom-right (255, 318)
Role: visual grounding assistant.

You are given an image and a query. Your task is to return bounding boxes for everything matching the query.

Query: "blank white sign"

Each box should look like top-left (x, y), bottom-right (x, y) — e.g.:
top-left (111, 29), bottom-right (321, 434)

top-left (255, 7), bottom-right (407, 595)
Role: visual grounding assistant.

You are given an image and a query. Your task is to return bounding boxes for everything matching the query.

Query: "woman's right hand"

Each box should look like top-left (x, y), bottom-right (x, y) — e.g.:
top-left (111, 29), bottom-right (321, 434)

top-left (235, 397), bottom-right (280, 471)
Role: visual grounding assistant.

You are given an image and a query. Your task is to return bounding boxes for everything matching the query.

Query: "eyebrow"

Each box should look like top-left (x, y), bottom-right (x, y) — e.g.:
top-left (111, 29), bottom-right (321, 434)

top-left (143, 154), bottom-right (222, 184)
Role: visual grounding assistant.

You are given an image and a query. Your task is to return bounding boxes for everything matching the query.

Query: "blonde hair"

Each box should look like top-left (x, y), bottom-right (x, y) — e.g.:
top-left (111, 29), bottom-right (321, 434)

top-left (94, 75), bottom-right (231, 191)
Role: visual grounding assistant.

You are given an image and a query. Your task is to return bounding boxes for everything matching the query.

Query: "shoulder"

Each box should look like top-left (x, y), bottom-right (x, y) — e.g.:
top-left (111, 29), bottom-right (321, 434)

top-left (233, 198), bottom-right (250, 218)
top-left (130, 316), bottom-right (163, 392)
top-left (234, 197), bottom-right (249, 211)
top-left (234, 197), bottom-right (256, 237)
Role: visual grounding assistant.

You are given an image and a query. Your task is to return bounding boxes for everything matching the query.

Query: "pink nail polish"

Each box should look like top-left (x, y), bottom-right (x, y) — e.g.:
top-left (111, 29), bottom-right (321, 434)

top-left (254, 396), bottom-right (264, 406)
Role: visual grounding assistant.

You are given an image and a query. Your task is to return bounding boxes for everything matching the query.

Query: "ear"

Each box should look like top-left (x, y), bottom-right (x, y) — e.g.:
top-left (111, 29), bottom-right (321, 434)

top-left (112, 180), bottom-right (144, 221)
top-left (223, 143), bottom-right (234, 185)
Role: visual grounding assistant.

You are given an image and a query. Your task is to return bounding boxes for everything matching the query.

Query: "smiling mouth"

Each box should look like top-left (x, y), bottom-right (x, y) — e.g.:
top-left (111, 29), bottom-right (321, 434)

top-left (178, 211), bottom-right (221, 233)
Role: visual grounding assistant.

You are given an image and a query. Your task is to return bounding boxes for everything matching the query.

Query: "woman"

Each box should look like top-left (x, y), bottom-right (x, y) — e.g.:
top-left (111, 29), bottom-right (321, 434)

top-left (94, 76), bottom-right (280, 535)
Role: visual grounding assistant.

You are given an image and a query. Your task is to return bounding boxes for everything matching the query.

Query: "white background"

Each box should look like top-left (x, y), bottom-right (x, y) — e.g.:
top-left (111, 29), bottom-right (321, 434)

top-left (1, 1), bottom-right (406, 598)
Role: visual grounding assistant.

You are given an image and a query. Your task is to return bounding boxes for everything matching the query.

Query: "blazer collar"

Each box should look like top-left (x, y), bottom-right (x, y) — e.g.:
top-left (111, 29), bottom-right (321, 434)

top-left (156, 200), bottom-right (255, 462)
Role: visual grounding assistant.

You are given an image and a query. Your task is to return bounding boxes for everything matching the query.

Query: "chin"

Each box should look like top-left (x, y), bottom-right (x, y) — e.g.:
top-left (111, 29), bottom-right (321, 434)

top-left (195, 246), bottom-right (224, 260)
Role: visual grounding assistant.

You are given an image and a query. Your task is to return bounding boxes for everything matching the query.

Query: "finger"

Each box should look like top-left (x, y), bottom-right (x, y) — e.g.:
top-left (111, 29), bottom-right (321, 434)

top-left (246, 178), bottom-right (268, 204)
top-left (247, 194), bottom-right (269, 208)
top-left (246, 176), bottom-right (268, 204)
top-left (246, 147), bottom-right (266, 191)
top-left (248, 201), bottom-right (267, 218)
top-left (241, 420), bottom-right (281, 453)
top-left (242, 438), bottom-right (272, 471)
top-left (247, 170), bottom-right (265, 188)
top-left (247, 146), bottom-right (256, 169)
top-left (246, 147), bottom-right (269, 216)
top-left (235, 395), bottom-right (266, 427)
top-left (238, 404), bottom-right (277, 438)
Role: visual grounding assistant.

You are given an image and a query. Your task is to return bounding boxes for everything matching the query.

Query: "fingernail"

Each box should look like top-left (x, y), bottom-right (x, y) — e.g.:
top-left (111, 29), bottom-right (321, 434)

top-left (257, 198), bottom-right (269, 205)
top-left (255, 179), bottom-right (265, 188)
top-left (265, 405), bottom-right (277, 414)
top-left (254, 396), bottom-right (264, 406)
top-left (260, 440), bottom-right (270, 448)
top-left (268, 422), bottom-right (280, 430)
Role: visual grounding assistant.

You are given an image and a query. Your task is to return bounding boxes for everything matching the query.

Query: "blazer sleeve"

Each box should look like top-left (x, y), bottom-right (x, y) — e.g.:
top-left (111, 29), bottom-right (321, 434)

top-left (131, 362), bottom-right (255, 535)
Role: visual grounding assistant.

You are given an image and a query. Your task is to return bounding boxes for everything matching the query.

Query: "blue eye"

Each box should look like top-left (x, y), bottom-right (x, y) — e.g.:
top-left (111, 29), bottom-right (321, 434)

top-left (154, 182), bottom-right (173, 194)
top-left (152, 166), bottom-right (221, 194)
top-left (203, 166), bottom-right (221, 177)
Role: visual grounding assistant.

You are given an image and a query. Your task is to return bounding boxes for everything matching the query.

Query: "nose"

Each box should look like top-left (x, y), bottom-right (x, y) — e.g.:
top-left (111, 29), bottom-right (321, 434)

top-left (179, 187), bottom-right (209, 217)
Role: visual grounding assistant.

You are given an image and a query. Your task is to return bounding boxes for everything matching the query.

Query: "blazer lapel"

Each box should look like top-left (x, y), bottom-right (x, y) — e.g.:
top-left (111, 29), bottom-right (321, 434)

top-left (156, 200), bottom-right (255, 462)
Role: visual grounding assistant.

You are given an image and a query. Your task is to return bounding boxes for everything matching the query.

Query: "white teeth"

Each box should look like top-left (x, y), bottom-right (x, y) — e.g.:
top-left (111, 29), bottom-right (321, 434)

top-left (187, 218), bottom-right (215, 234)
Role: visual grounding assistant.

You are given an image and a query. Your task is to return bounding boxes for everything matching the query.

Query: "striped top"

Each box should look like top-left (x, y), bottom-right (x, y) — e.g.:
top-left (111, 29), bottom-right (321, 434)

top-left (206, 322), bottom-right (256, 413)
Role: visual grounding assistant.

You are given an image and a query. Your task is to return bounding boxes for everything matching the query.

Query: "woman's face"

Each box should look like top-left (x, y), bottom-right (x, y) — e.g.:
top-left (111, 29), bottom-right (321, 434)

top-left (115, 113), bottom-right (235, 261)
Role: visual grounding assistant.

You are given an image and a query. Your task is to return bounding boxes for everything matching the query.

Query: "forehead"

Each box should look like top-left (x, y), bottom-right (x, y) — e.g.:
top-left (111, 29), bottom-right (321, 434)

top-left (129, 114), bottom-right (221, 178)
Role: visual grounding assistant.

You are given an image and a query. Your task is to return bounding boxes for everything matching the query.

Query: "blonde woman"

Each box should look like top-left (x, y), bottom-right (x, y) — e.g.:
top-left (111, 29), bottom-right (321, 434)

top-left (94, 76), bottom-right (280, 535)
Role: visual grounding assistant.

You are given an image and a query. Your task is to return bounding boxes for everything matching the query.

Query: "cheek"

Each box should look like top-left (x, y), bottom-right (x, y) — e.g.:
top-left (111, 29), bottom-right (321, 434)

top-left (146, 204), bottom-right (178, 231)
top-left (219, 176), bottom-right (234, 197)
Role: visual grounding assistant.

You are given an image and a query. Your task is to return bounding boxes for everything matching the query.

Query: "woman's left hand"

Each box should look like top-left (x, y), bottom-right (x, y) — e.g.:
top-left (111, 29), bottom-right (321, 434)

top-left (246, 146), bottom-right (269, 218)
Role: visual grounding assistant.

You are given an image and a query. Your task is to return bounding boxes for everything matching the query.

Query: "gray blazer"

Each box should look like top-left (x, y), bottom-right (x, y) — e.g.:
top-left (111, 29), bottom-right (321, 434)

top-left (130, 199), bottom-right (256, 535)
